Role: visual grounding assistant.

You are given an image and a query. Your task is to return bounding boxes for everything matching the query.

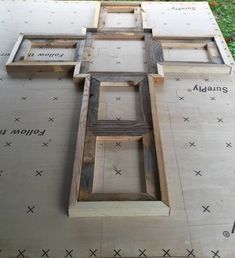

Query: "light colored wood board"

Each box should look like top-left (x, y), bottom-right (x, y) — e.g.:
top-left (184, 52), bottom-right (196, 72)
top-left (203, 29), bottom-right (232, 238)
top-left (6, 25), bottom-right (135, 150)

top-left (100, 210), bottom-right (191, 257)
top-left (98, 85), bottom-right (141, 120)
top-left (69, 201), bottom-right (169, 217)
top-left (69, 76), bottom-right (90, 208)
top-left (101, 2), bottom-right (141, 6)
top-left (92, 2), bottom-right (101, 30)
top-left (0, 1), bottom-right (235, 257)
top-left (148, 75), bottom-right (169, 205)
top-left (106, 13), bottom-right (136, 28)
top-left (214, 36), bottom-right (234, 67)
top-left (160, 63), bottom-right (232, 74)
top-left (163, 47), bottom-right (210, 63)
top-left (23, 48), bottom-right (76, 62)
top-left (6, 61), bottom-right (78, 74)
top-left (88, 39), bottom-right (147, 72)
top-left (142, 2), bottom-right (216, 37)
top-left (93, 138), bottom-right (145, 194)
top-left (5, 33), bottom-right (24, 65)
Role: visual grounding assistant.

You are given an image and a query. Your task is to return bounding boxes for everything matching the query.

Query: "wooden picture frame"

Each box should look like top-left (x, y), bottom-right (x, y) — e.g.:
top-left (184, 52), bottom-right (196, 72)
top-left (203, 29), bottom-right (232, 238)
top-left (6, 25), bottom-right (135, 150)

top-left (78, 31), bottom-right (164, 75)
top-left (155, 36), bottom-right (232, 74)
top-left (6, 34), bottom-right (86, 75)
top-left (69, 74), bottom-right (169, 217)
top-left (98, 2), bottom-right (142, 31)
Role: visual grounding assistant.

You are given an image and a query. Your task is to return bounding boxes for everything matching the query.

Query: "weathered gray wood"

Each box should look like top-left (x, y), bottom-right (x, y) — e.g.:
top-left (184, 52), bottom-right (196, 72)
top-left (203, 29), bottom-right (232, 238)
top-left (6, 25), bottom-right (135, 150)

top-left (69, 76), bottom-right (91, 208)
top-left (87, 77), bottom-right (100, 125)
top-left (139, 77), bottom-right (152, 124)
top-left (79, 135), bottom-right (96, 201)
top-left (89, 121), bottom-right (151, 136)
top-left (143, 131), bottom-right (161, 200)
top-left (145, 33), bottom-right (164, 73)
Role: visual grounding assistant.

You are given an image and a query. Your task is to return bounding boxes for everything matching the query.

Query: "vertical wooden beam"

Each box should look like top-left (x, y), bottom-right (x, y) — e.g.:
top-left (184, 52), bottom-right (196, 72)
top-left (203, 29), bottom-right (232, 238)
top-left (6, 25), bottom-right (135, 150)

top-left (148, 74), bottom-right (169, 206)
top-left (143, 131), bottom-right (161, 200)
top-left (145, 33), bottom-right (164, 74)
top-left (79, 134), bottom-right (96, 201)
top-left (69, 75), bottom-right (91, 208)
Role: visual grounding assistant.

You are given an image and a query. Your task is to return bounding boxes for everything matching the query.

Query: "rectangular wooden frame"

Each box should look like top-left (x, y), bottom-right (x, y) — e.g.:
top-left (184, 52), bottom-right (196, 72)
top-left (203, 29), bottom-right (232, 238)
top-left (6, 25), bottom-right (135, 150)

top-left (69, 74), bottom-right (169, 217)
top-left (79, 31), bottom-right (164, 75)
top-left (80, 134), bottom-right (160, 202)
top-left (6, 34), bottom-right (86, 74)
top-left (156, 36), bottom-right (232, 74)
top-left (98, 2), bottom-right (142, 31)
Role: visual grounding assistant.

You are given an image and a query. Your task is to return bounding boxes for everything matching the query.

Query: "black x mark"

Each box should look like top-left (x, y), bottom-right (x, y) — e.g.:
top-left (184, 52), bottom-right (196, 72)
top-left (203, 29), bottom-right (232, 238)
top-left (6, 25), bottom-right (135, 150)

top-left (14, 117), bottom-right (20, 122)
top-left (114, 168), bottom-right (122, 175)
top-left (217, 118), bottom-right (223, 123)
top-left (53, 97), bottom-right (58, 101)
top-left (176, 78), bottom-right (181, 81)
top-left (210, 97), bottom-right (216, 101)
top-left (202, 205), bottom-right (210, 213)
top-left (226, 142), bottom-right (232, 148)
top-left (5, 142), bottom-right (11, 147)
top-left (162, 249), bottom-right (171, 257)
top-left (113, 249), bottom-right (121, 257)
top-left (17, 249), bottom-right (26, 257)
top-left (116, 117), bottom-right (121, 121)
top-left (27, 206), bottom-right (35, 214)
top-left (115, 142), bottom-right (122, 147)
top-left (48, 117), bottom-right (54, 122)
top-left (116, 97), bottom-right (121, 101)
top-left (211, 250), bottom-right (220, 258)
top-left (138, 249), bottom-right (146, 257)
top-left (194, 170), bottom-right (202, 176)
top-left (179, 96), bottom-right (184, 101)
top-left (183, 117), bottom-right (189, 122)
top-left (35, 170), bottom-right (43, 176)
top-left (89, 249), bottom-right (97, 257)
top-left (42, 139), bottom-right (52, 147)
top-left (186, 249), bottom-right (195, 257)
top-left (41, 249), bottom-right (50, 257)
top-left (21, 97), bottom-right (27, 101)
top-left (189, 142), bottom-right (196, 147)
top-left (65, 249), bottom-right (73, 257)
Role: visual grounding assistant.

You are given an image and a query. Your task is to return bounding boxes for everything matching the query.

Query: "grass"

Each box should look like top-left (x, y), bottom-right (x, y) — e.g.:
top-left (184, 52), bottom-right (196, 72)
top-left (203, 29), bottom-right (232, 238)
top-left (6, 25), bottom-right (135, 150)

top-left (209, 0), bottom-right (235, 58)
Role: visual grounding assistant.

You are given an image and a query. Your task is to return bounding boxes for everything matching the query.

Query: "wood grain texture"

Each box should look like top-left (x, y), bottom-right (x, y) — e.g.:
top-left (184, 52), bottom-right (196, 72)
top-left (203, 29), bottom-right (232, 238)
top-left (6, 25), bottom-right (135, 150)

top-left (145, 33), bottom-right (164, 73)
top-left (69, 76), bottom-right (91, 208)
top-left (6, 33), bottom-right (24, 65)
top-left (69, 201), bottom-right (169, 217)
top-left (89, 121), bottom-right (151, 136)
top-left (143, 131), bottom-right (161, 200)
top-left (77, 75), bottom-right (162, 206)
top-left (139, 77), bottom-right (152, 124)
top-left (148, 74), bottom-right (169, 205)
top-left (86, 193), bottom-right (155, 201)
top-left (79, 135), bottom-right (96, 201)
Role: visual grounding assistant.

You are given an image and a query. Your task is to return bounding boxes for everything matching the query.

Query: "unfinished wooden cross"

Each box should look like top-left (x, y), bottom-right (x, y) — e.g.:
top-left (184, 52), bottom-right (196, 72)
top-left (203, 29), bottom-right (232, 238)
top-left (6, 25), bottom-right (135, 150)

top-left (6, 2), bottom-right (231, 217)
